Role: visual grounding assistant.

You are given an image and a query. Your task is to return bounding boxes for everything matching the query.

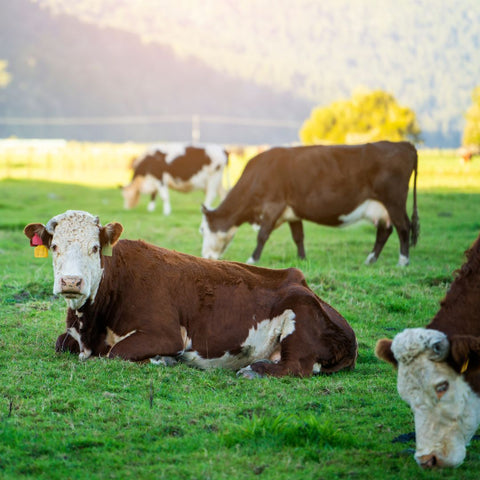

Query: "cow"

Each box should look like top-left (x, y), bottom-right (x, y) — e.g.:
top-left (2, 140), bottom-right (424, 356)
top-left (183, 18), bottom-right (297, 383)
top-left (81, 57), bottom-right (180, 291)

top-left (24, 210), bottom-right (358, 378)
top-left (376, 231), bottom-right (480, 468)
top-left (201, 141), bottom-right (419, 266)
top-left (121, 143), bottom-right (229, 215)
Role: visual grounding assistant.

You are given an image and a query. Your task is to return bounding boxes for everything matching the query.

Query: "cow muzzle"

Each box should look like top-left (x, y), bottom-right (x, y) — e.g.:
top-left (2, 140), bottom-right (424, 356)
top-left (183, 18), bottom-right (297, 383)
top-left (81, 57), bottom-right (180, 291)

top-left (60, 275), bottom-right (84, 297)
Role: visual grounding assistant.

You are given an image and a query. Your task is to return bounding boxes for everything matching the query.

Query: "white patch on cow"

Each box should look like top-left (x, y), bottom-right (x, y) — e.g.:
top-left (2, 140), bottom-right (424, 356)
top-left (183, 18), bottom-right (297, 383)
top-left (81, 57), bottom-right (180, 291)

top-left (391, 328), bottom-right (480, 468)
top-left (246, 256), bottom-right (256, 264)
top-left (67, 325), bottom-right (91, 360)
top-left (339, 199), bottom-right (391, 227)
top-left (364, 252), bottom-right (377, 265)
top-left (179, 309), bottom-right (296, 370)
top-left (67, 326), bottom-right (82, 348)
top-left (79, 349), bottom-right (92, 361)
top-left (105, 327), bottom-right (137, 348)
top-left (313, 363), bottom-right (322, 374)
top-left (201, 216), bottom-right (237, 260)
top-left (164, 144), bottom-right (187, 164)
top-left (147, 200), bottom-right (156, 212)
top-left (49, 211), bottom-right (104, 310)
top-left (274, 206), bottom-right (300, 228)
top-left (398, 253), bottom-right (409, 267)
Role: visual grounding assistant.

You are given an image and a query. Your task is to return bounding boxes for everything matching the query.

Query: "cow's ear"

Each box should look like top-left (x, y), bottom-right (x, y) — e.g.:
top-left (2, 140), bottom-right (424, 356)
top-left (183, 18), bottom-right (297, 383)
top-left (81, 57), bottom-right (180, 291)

top-left (375, 338), bottom-right (398, 368)
top-left (24, 223), bottom-right (53, 248)
top-left (100, 222), bottom-right (123, 247)
top-left (450, 335), bottom-right (480, 374)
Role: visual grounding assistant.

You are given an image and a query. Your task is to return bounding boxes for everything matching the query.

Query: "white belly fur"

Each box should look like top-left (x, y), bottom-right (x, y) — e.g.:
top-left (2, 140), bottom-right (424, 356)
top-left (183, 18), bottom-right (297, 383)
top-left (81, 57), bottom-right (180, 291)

top-left (179, 309), bottom-right (296, 370)
top-left (339, 199), bottom-right (391, 227)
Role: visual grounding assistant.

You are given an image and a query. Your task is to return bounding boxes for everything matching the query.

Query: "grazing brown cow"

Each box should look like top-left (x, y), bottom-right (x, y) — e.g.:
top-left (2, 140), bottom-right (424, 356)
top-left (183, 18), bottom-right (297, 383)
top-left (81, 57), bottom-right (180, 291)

top-left (121, 143), bottom-right (228, 215)
top-left (201, 141), bottom-right (419, 266)
top-left (24, 210), bottom-right (358, 378)
top-left (376, 232), bottom-right (480, 468)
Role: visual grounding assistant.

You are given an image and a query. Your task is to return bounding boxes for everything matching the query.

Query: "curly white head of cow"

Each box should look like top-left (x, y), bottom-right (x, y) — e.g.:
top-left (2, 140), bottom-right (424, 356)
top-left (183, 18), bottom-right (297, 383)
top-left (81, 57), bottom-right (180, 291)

top-left (200, 205), bottom-right (237, 260)
top-left (24, 210), bottom-right (123, 310)
top-left (376, 328), bottom-right (480, 469)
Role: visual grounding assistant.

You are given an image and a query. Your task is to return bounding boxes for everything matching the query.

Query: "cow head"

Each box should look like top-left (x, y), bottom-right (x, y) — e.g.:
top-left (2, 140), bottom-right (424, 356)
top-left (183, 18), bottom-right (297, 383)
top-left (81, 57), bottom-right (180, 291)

top-left (200, 205), bottom-right (237, 260)
top-left (24, 210), bottom-right (123, 310)
top-left (376, 328), bottom-right (480, 468)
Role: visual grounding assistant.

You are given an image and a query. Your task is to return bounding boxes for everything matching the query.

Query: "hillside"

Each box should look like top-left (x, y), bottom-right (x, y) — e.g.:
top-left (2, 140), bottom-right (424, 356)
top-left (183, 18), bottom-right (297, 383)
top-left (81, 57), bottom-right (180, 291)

top-left (1, 0), bottom-right (480, 146)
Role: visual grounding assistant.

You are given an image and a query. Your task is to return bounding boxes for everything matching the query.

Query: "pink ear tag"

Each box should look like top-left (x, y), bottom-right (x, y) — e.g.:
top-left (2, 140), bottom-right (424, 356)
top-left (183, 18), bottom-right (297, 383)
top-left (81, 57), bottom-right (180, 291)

top-left (34, 245), bottom-right (49, 258)
top-left (102, 244), bottom-right (113, 256)
top-left (30, 233), bottom-right (43, 247)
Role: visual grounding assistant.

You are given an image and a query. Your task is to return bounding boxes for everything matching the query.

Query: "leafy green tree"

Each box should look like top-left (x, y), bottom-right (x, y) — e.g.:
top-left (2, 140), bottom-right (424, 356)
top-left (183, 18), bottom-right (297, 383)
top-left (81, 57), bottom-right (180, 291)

top-left (462, 86), bottom-right (480, 147)
top-left (0, 60), bottom-right (12, 88)
top-left (300, 89), bottom-right (421, 145)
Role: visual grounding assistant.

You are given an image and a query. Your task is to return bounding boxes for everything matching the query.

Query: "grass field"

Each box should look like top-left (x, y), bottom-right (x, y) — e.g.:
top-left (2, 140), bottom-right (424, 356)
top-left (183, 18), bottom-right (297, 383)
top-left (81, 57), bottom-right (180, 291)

top-left (1, 145), bottom-right (480, 479)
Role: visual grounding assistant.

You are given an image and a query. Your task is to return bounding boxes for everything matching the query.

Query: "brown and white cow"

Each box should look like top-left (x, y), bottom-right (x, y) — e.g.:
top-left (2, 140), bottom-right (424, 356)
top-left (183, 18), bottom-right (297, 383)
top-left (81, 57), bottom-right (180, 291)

top-left (201, 141), bottom-right (419, 266)
top-left (376, 232), bottom-right (480, 468)
top-left (24, 210), bottom-right (357, 378)
top-left (121, 143), bottom-right (228, 215)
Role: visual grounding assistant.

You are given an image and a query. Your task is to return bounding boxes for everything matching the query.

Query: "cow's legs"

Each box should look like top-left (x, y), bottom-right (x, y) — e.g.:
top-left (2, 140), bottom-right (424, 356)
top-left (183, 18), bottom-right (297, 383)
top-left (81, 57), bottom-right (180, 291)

top-left (248, 204), bottom-right (285, 263)
top-left (288, 221), bottom-right (306, 259)
top-left (108, 331), bottom-right (183, 362)
top-left (365, 224), bottom-right (393, 265)
top-left (147, 191), bottom-right (157, 212)
top-left (157, 183), bottom-right (171, 216)
top-left (390, 211), bottom-right (411, 266)
top-left (55, 332), bottom-right (80, 354)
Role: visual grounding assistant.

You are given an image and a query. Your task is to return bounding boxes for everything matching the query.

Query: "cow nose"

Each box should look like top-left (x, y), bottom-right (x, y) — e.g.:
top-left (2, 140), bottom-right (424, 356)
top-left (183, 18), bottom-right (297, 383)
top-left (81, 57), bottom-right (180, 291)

top-left (60, 276), bottom-right (84, 294)
top-left (418, 454), bottom-right (438, 469)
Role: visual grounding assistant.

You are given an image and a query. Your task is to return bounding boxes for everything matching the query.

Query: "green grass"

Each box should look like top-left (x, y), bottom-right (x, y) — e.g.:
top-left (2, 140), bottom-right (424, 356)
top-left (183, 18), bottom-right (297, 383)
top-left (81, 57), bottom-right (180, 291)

top-left (1, 151), bottom-right (480, 479)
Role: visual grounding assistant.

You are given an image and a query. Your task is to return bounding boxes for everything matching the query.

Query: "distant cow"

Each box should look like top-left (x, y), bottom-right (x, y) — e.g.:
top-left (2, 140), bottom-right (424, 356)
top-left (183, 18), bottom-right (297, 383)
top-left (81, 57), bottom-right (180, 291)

top-left (376, 231), bottom-right (480, 468)
top-left (24, 210), bottom-right (358, 378)
top-left (121, 144), bottom-right (229, 215)
top-left (201, 141), bottom-right (419, 266)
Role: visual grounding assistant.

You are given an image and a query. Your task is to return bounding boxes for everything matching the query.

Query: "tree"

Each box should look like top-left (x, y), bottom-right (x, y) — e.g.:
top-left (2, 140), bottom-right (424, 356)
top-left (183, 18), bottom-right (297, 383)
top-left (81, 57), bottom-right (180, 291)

top-left (299, 89), bottom-right (421, 145)
top-left (462, 86), bottom-right (480, 147)
top-left (0, 60), bottom-right (12, 88)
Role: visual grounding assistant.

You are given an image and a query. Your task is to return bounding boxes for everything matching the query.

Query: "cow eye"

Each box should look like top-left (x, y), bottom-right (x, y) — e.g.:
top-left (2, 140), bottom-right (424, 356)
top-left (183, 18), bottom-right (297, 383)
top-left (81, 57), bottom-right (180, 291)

top-left (51, 244), bottom-right (58, 252)
top-left (435, 381), bottom-right (449, 397)
top-left (91, 245), bottom-right (99, 254)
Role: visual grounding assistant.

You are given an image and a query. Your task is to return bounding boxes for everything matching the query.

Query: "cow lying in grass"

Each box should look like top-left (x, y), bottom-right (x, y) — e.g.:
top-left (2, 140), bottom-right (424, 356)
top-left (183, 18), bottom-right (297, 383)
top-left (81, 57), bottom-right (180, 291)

top-left (376, 231), bottom-right (480, 468)
top-left (201, 141), bottom-right (419, 266)
top-left (24, 210), bottom-right (358, 378)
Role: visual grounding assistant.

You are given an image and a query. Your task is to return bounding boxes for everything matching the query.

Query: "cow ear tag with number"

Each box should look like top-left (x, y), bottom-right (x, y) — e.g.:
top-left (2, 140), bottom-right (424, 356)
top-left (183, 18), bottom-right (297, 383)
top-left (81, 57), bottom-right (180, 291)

top-left (102, 244), bottom-right (113, 256)
top-left (30, 233), bottom-right (48, 258)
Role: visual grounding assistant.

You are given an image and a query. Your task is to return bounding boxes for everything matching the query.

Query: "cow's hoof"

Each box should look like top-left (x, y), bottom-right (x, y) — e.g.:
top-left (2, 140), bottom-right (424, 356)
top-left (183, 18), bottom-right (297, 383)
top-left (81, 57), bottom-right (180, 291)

top-left (398, 254), bottom-right (409, 267)
top-left (79, 349), bottom-right (92, 361)
top-left (237, 366), bottom-right (264, 379)
top-left (365, 252), bottom-right (377, 265)
top-left (246, 257), bottom-right (256, 265)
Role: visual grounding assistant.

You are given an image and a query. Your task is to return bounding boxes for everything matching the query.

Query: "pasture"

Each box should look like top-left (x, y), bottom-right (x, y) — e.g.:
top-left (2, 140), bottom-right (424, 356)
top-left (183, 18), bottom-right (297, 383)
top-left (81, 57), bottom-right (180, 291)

top-left (1, 145), bottom-right (480, 479)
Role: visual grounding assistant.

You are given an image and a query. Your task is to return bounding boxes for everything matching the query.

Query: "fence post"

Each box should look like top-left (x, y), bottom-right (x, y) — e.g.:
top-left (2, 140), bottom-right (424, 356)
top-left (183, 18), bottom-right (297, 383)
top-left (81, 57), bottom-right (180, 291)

top-left (192, 114), bottom-right (200, 144)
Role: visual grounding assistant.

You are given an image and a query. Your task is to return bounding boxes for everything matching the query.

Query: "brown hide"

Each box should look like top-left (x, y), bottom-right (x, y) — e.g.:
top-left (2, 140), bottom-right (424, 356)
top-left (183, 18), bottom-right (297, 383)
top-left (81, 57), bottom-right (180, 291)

top-left (425, 232), bottom-right (480, 392)
top-left (205, 141), bottom-right (418, 263)
top-left (57, 239), bottom-right (357, 377)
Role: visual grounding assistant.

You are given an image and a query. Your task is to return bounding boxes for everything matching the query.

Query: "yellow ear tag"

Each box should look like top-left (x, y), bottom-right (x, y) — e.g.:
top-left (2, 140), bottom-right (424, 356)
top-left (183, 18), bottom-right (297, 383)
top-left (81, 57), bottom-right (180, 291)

top-left (34, 245), bottom-right (49, 258)
top-left (460, 358), bottom-right (469, 374)
top-left (102, 244), bottom-right (113, 256)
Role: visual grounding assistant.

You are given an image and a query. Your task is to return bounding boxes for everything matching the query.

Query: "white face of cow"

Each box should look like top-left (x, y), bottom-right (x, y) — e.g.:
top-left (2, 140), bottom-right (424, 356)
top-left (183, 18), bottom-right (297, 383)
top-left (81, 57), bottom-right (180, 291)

top-left (24, 210), bottom-right (123, 311)
top-left (391, 328), bottom-right (480, 468)
top-left (200, 214), bottom-right (237, 260)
